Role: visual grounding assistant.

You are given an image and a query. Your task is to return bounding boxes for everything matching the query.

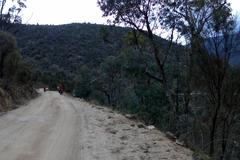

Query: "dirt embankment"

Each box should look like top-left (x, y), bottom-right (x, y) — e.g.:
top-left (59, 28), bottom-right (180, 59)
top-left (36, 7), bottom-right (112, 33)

top-left (0, 85), bottom-right (37, 112)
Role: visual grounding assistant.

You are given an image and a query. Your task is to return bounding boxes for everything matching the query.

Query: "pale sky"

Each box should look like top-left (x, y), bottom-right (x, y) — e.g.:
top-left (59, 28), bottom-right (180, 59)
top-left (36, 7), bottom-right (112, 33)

top-left (20, 0), bottom-right (240, 25)
top-left (21, 0), bottom-right (108, 25)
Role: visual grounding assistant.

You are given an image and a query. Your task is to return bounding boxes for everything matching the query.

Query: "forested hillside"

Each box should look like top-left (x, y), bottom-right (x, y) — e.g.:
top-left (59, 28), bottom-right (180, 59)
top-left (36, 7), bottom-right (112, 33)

top-left (0, 31), bottom-right (37, 111)
top-left (11, 23), bottom-right (177, 90)
top-left (13, 23), bottom-right (126, 72)
top-left (10, 23), bottom-right (129, 89)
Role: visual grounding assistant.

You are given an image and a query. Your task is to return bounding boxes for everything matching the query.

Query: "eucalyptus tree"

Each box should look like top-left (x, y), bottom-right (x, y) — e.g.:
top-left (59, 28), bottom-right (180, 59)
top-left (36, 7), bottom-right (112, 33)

top-left (0, 31), bottom-right (18, 78)
top-left (162, 0), bottom-right (238, 158)
top-left (98, 0), bottom-right (238, 158)
top-left (0, 0), bottom-right (26, 30)
top-left (98, 0), bottom-right (182, 130)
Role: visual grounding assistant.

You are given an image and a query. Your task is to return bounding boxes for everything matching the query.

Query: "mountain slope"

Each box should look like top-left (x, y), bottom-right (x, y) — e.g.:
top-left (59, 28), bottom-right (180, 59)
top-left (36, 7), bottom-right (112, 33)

top-left (12, 23), bottom-right (128, 74)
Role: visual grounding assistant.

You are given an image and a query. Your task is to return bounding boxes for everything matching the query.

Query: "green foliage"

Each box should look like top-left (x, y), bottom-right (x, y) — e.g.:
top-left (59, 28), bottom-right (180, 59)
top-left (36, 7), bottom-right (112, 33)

top-left (193, 149), bottom-right (211, 160)
top-left (0, 31), bottom-right (36, 112)
top-left (73, 65), bottom-right (92, 98)
top-left (0, 31), bottom-right (36, 86)
top-left (12, 23), bottom-right (127, 71)
top-left (0, 31), bottom-right (20, 79)
top-left (118, 86), bottom-right (139, 113)
top-left (123, 31), bottom-right (146, 47)
top-left (3, 51), bottom-right (21, 79)
top-left (9, 23), bottom-right (133, 91)
top-left (14, 62), bottom-right (32, 84)
top-left (99, 26), bottom-right (110, 42)
top-left (0, 31), bottom-right (17, 52)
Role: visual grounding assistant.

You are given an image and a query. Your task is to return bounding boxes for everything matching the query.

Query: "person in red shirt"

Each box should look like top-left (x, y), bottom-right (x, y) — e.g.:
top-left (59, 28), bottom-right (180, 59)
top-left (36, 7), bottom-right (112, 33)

top-left (58, 83), bottom-right (64, 95)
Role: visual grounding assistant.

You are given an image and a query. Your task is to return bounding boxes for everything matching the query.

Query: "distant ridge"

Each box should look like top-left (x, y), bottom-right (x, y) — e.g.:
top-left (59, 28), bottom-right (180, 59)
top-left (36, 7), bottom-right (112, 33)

top-left (11, 23), bottom-right (129, 74)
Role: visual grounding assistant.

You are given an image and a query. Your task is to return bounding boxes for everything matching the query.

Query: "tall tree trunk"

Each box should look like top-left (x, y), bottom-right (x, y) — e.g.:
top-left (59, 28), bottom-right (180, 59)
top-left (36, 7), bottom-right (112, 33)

top-left (209, 99), bottom-right (221, 156)
top-left (0, 52), bottom-right (6, 78)
top-left (209, 111), bottom-right (217, 157)
top-left (220, 120), bottom-right (227, 160)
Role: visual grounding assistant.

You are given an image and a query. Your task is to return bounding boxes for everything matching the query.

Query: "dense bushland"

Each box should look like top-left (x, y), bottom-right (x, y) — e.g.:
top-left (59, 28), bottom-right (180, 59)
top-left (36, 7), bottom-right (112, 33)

top-left (0, 31), bottom-right (36, 111)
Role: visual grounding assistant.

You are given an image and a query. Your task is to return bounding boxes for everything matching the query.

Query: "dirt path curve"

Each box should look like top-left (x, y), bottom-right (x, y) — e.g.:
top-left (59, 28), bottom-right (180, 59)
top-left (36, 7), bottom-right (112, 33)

top-left (0, 91), bottom-right (193, 160)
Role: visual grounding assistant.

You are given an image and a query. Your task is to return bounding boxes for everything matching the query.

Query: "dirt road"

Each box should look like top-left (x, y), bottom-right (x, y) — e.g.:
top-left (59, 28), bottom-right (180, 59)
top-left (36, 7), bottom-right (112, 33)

top-left (0, 91), bottom-right (193, 160)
